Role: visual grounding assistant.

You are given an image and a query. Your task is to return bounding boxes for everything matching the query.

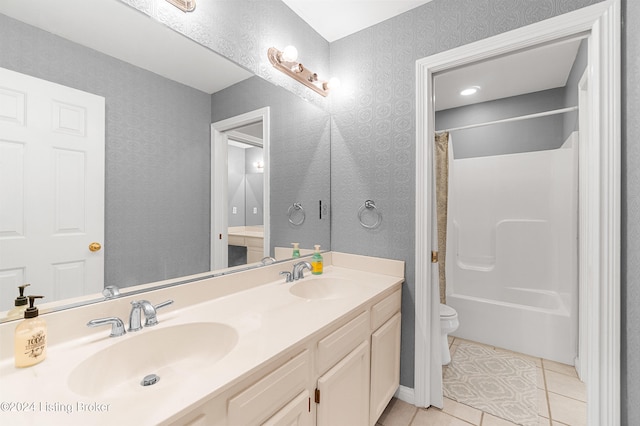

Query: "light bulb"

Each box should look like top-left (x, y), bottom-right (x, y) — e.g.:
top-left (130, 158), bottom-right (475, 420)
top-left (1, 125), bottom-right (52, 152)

top-left (323, 77), bottom-right (341, 91)
top-left (281, 45), bottom-right (298, 62)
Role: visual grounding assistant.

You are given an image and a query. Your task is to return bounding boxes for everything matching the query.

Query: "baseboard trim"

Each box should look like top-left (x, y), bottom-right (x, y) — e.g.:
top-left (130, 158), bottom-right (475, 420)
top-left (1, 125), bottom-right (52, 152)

top-left (394, 385), bottom-right (416, 406)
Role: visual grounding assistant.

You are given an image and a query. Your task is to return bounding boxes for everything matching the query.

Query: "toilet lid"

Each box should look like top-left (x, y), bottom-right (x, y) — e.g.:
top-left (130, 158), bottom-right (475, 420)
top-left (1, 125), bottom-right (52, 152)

top-left (439, 303), bottom-right (457, 317)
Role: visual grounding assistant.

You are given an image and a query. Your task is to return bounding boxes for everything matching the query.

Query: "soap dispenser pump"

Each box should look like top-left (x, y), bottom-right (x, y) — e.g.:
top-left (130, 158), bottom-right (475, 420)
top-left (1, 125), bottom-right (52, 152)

top-left (311, 245), bottom-right (323, 275)
top-left (6, 284), bottom-right (30, 320)
top-left (14, 295), bottom-right (47, 368)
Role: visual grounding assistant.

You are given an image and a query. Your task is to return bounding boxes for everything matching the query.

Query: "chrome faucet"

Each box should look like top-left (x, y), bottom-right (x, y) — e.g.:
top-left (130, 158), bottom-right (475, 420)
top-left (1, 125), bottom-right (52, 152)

top-left (87, 317), bottom-right (126, 337)
top-left (292, 261), bottom-right (312, 280)
top-left (128, 299), bottom-right (174, 332)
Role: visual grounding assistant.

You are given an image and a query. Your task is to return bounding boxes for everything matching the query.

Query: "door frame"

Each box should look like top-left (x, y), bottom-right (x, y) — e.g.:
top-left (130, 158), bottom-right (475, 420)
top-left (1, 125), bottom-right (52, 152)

top-left (413, 2), bottom-right (620, 425)
top-left (211, 107), bottom-right (270, 270)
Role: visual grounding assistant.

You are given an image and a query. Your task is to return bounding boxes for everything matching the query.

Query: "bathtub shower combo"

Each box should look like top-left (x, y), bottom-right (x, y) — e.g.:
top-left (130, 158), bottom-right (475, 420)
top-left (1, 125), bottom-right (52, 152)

top-left (445, 134), bottom-right (578, 364)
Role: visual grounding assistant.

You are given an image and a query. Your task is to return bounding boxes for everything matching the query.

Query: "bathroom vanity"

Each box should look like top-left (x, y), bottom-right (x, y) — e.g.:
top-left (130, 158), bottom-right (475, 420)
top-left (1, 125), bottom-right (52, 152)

top-left (0, 252), bottom-right (403, 426)
top-left (227, 226), bottom-right (265, 264)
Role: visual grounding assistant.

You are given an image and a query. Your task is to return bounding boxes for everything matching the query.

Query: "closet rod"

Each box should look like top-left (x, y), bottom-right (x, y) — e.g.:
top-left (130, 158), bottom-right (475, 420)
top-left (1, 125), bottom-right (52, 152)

top-left (436, 106), bottom-right (578, 133)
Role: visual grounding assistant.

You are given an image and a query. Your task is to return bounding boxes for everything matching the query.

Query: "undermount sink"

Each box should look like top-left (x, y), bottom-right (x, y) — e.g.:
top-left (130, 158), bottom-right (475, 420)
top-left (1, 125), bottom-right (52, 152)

top-left (289, 277), bottom-right (360, 300)
top-left (68, 322), bottom-right (238, 398)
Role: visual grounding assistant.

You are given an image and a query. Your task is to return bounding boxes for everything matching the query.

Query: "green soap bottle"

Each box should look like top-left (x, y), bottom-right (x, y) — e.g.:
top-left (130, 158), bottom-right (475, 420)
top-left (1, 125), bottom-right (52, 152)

top-left (311, 245), bottom-right (323, 275)
top-left (292, 243), bottom-right (300, 258)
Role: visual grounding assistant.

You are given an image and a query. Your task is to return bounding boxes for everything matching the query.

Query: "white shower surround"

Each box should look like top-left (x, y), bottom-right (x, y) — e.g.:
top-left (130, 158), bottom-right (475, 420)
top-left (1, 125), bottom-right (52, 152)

top-left (446, 136), bottom-right (578, 364)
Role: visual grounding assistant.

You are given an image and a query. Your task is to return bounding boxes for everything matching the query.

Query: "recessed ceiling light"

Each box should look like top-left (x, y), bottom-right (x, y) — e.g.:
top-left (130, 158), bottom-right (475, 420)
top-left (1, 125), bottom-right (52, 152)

top-left (460, 86), bottom-right (480, 96)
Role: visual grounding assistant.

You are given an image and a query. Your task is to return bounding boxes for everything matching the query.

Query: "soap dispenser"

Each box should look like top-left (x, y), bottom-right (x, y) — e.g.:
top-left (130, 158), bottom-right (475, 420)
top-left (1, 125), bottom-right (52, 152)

top-left (14, 295), bottom-right (47, 368)
top-left (6, 284), bottom-right (30, 320)
top-left (311, 245), bottom-right (323, 275)
top-left (292, 242), bottom-right (300, 258)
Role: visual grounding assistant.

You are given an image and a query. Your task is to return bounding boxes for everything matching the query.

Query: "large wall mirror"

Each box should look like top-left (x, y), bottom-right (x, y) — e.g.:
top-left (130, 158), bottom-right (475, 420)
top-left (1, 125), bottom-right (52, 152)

top-left (0, 0), bottom-right (331, 321)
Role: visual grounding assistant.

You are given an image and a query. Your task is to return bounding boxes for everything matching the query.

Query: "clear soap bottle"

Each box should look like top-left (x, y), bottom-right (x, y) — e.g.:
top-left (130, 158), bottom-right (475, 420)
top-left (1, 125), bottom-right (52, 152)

top-left (6, 284), bottom-right (30, 320)
top-left (311, 245), bottom-right (323, 275)
top-left (14, 295), bottom-right (47, 368)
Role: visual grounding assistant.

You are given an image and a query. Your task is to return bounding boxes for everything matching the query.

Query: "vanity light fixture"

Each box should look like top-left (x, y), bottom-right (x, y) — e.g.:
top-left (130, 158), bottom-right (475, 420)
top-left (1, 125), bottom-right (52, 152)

top-left (165, 0), bottom-right (196, 12)
top-left (460, 86), bottom-right (480, 96)
top-left (267, 46), bottom-right (339, 97)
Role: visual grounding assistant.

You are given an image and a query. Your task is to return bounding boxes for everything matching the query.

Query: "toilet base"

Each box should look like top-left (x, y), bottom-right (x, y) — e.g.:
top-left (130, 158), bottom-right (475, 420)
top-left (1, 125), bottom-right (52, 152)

top-left (441, 334), bottom-right (451, 365)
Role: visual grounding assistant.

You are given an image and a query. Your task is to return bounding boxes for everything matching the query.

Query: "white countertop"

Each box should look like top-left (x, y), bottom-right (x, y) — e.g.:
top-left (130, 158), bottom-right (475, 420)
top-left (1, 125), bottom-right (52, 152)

top-left (0, 252), bottom-right (403, 425)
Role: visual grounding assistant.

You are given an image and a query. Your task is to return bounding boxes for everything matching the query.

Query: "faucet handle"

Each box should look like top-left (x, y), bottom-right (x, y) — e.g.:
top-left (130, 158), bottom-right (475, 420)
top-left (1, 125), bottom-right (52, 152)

top-left (102, 285), bottom-right (120, 299)
top-left (87, 317), bottom-right (126, 337)
top-left (145, 299), bottom-right (174, 327)
top-left (154, 299), bottom-right (174, 310)
top-left (280, 271), bottom-right (293, 283)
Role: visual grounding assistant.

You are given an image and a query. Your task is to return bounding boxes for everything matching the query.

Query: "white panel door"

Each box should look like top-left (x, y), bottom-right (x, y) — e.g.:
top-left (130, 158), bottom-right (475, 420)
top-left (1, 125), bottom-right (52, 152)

top-left (316, 341), bottom-right (370, 426)
top-left (0, 67), bottom-right (105, 310)
top-left (370, 313), bottom-right (401, 425)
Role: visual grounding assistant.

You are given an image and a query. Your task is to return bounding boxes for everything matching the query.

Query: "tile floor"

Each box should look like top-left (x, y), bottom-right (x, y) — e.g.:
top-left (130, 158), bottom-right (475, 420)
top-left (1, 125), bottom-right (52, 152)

top-left (377, 337), bottom-right (587, 426)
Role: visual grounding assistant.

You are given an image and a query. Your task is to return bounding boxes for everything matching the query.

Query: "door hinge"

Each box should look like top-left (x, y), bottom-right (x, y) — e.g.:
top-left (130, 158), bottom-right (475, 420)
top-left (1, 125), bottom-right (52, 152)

top-left (314, 388), bottom-right (320, 404)
top-left (308, 397), bottom-right (311, 412)
top-left (431, 251), bottom-right (438, 263)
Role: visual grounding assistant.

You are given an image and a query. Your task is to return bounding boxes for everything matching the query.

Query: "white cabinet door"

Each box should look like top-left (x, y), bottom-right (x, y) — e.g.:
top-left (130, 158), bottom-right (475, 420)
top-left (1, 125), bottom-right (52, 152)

top-left (370, 313), bottom-right (401, 425)
top-left (263, 390), bottom-right (311, 426)
top-left (0, 67), bottom-right (105, 308)
top-left (316, 341), bottom-right (370, 426)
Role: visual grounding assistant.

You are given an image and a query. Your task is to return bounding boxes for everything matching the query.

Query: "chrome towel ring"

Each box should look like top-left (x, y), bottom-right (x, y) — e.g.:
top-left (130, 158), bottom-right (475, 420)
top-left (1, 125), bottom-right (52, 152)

top-left (287, 202), bottom-right (305, 226)
top-left (358, 200), bottom-right (381, 229)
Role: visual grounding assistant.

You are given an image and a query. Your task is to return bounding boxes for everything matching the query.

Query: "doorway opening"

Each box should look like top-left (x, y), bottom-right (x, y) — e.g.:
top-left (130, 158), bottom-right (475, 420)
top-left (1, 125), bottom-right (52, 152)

top-left (211, 108), bottom-right (270, 270)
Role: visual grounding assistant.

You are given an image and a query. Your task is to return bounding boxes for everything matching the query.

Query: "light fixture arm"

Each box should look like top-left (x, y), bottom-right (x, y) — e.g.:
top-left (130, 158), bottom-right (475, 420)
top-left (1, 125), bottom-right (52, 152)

top-left (267, 47), bottom-right (331, 97)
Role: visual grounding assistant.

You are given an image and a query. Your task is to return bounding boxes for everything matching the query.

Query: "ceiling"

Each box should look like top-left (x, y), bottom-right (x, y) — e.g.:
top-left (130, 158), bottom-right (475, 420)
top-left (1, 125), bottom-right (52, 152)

top-left (434, 38), bottom-right (583, 111)
top-left (282, 0), bottom-right (434, 42)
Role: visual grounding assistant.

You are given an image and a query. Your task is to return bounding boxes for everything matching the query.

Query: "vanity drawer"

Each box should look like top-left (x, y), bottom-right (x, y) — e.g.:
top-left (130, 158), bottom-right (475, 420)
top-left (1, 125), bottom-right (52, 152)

top-left (371, 289), bottom-right (401, 331)
top-left (228, 350), bottom-right (310, 426)
top-left (317, 311), bottom-right (370, 374)
top-left (229, 235), bottom-right (245, 246)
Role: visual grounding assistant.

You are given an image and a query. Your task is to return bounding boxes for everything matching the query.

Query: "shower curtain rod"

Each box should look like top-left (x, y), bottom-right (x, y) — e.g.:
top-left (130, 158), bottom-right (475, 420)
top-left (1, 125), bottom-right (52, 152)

top-left (436, 106), bottom-right (578, 134)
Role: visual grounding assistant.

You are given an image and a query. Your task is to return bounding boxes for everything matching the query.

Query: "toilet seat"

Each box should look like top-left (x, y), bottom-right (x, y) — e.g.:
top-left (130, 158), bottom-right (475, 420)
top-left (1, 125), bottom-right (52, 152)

top-left (440, 303), bottom-right (457, 318)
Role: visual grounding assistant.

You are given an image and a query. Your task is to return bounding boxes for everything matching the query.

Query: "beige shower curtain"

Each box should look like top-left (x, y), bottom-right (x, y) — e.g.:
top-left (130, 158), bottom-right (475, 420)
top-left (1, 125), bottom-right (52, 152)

top-left (434, 132), bottom-right (450, 305)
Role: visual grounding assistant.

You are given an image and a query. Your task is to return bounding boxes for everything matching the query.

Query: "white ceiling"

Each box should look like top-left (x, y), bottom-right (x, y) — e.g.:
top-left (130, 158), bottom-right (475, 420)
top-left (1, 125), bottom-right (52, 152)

top-left (282, 0), bottom-right (434, 42)
top-left (434, 39), bottom-right (583, 111)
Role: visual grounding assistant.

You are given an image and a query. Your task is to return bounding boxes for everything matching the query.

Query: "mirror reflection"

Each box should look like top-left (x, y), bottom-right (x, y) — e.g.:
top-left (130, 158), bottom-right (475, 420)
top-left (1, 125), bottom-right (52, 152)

top-left (227, 123), bottom-right (265, 267)
top-left (0, 1), bottom-right (330, 319)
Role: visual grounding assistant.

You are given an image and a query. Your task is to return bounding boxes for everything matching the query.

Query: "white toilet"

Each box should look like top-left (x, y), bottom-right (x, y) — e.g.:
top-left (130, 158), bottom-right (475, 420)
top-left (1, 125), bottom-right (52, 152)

top-left (439, 303), bottom-right (459, 365)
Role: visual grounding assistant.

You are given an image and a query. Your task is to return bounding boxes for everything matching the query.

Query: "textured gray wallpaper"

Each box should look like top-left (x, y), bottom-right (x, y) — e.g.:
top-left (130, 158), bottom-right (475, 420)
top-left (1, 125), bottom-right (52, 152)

top-left (622, 0), bottom-right (639, 423)
top-left (211, 76), bottom-right (331, 253)
top-left (329, 0), bottom-right (603, 389)
top-left (0, 14), bottom-right (212, 288)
